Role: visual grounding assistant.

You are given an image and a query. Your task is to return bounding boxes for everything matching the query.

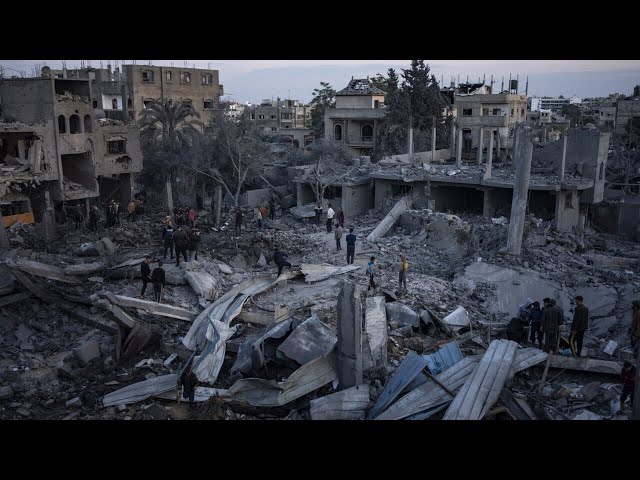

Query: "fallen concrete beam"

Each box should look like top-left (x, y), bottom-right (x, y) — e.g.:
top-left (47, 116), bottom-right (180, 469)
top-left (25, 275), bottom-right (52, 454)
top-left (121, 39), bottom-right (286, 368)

top-left (366, 196), bottom-right (413, 243)
top-left (365, 296), bottom-right (387, 368)
top-left (109, 294), bottom-right (196, 322)
top-left (337, 282), bottom-right (363, 389)
top-left (310, 384), bottom-right (370, 420)
top-left (11, 258), bottom-right (80, 284)
top-left (300, 264), bottom-right (359, 283)
top-left (0, 291), bottom-right (31, 307)
top-left (99, 294), bottom-right (137, 329)
top-left (63, 262), bottom-right (105, 276)
top-left (547, 356), bottom-right (623, 375)
top-left (185, 271), bottom-right (218, 301)
top-left (236, 310), bottom-right (274, 325)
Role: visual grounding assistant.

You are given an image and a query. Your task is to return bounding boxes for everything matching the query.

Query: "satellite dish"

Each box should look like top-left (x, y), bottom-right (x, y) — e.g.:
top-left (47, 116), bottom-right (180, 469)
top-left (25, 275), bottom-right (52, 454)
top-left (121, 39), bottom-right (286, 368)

top-left (41, 66), bottom-right (51, 78)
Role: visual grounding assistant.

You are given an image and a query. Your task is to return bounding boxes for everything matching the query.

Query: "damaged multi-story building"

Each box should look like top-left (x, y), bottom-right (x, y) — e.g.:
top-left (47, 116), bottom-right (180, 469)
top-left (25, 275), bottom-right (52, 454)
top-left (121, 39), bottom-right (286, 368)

top-left (0, 71), bottom-right (142, 223)
top-left (248, 98), bottom-right (313, 148)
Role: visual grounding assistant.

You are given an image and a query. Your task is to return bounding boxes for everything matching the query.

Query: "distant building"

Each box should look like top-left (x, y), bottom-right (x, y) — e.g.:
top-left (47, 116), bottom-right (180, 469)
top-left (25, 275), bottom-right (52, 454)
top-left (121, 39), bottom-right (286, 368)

top-left (324, 77), bottom-right (387, 157)
top-left (530, 96), bottom-right (581, 113)
top-left (615, 86), bottom-right (640, 135)
top-left (222, 101), bottom-right (246, 120)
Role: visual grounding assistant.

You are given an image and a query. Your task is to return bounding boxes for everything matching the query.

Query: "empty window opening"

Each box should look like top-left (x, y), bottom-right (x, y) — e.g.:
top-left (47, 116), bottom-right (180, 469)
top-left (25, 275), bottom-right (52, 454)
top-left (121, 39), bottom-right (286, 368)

top-left (258, 115), bottom-right (265, 120)
top-left (202, 73), bottom-right (213, 84)
top-left (112, 98), bottom-right (118, 109)
top-left (271, 115), bottom-right (277, 119)
top-left (143, 100), bottom-right (153, 108)
top-left (204, 100), bottom-right (214, 110)
top-left (92, 99), bottom-right (98, 108)
top-left (334, 124), bottom-right (342, 141)
top-left (462, 108), bottom-right (472, 116)
top-left (166, 70), bottom-right (172, 82)
top-left (271, 127), bottom-right (277, 132)
top-left (362, 124), bottom-right (373, 141)
top-left (108, 139), bottom-right (126, 154)
top-left (182, 99), bottom-right (193, 109)
top-left (127, 98), bottom-right (132, 109)
top-left (181, 72), bottom-right (191, 83)
top-left (69, 115), bottom-right (81, 134)
top-left (58, 115), bottom-right (66, 133)
top-left (83, 115), bottom-right (92, 133)
top-left (510, 108), bottom-right (514, 116)
top-left (374, 99), bottom-right (380, 108)
top-left (142, 70), bottom-right (154, 83)
top-left (492, 108), bottom-right (500, 115)
top-left (565, 192), bottom-right (574, 209)
top-left (61, 152), bottom-right (95, 190)
top-left (482, 108), bottom-right (489, 116)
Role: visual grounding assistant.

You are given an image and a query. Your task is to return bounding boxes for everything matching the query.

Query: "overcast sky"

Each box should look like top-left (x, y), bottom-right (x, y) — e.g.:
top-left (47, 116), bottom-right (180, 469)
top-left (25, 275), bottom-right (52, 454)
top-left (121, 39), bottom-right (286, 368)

top-left (2, 60), bottom-right (639, 104)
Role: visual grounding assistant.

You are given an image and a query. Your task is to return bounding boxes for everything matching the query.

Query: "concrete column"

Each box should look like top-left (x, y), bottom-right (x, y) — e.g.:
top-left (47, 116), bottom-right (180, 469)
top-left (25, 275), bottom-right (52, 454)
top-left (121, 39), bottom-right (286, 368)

top-left (506, 123), bottom-right (534, 255)
top-left (0, 209), bottom-right (10, 248)
top-left (456, 129), bottom-right (463, 167)
top-left (43, 191), bottom-right (55, 253)
top-left (477, 128), bottom-right (484, 165)
top-left (482, 190), bottom-right (493, 218)
top-left (577, 214), bottom-right (585, 234)
top-left (554, 191), bottom-right (564, 232)
top-left (559, 134), bottom-right (567, 183)
top-left (17, 140), bottom-right (26, 161)
top-left (85, 198), bottom-right (90, 220)
top-left (430, 125), bottom-right (436, 164)
top-left (345, 120), bottom-right (349, 144)
top-left (485, 130), bottom-right (494, 180)
top-left (451, 123), bottom-right (457, 159)
top-left (166, 181), bottom-right (174, 217)
top-left (496, 132), bottom-right (502, 160)
top-left (337, 282), bottom-right (362, 389)
top-left (408, 127), bottom-right (414, 155)
top-left (214, 186), bottom-right (222, 226)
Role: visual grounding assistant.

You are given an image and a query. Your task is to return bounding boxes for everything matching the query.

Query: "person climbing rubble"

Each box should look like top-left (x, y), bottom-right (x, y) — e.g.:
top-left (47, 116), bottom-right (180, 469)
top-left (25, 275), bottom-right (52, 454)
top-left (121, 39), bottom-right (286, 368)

top-left (151, 260), bottom-right (166, 303)
top-left (188, 208), bottom-right (196, 228)
top-left (89, 205), bottom-right (99, 232)
top-left (617, 361), bottom-right (636, 415)
top-left (256, 207), bottom-right (263, 229)
top-left (367, 256), bottom-right (377, 292)
top-left (326, 203), bottom-right (335, 233)
top-left (570, 295), bottom-right (589, 357)
top-left (399, 254), bottom-right (409, 291)
top-left (127, 200), bottom-right (136, 222)
top-left (139, 256), bottom-right (153, 299)
top-left (346, 227), bottom-right (356, 265)
top-left (273, 247), bottom-right (292, 277)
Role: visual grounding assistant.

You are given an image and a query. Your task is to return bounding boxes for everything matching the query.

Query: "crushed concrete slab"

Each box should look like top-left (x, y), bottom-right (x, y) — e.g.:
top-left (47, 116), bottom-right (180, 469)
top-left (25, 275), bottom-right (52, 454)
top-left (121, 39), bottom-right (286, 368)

top-left (385, 302), bottom-right (420, 328)
top-left (9, 258), bottom-right (80, 284)
top-left (109, 294), bottom-right (196, 322)
top-left (66, 396), bottom-right (82, 408)
top-left (185, 271), bottom-right (218, 301)
top-left (603, 340), bottom-right (618, 356)
top-left (217, 263), bottom-right (233, 274)
top-left (442, 306), bottom-right (470, 333)
top-left (365, 296), bottom-right (388, 368)
top-left (277, 315), bottom-right (337, 365)
top-left (0, 385), bottom-right (15, 400)
top-left (572, 410), bottom-right (603, 421)
top-left (63, 262), bottom-right (105, 276)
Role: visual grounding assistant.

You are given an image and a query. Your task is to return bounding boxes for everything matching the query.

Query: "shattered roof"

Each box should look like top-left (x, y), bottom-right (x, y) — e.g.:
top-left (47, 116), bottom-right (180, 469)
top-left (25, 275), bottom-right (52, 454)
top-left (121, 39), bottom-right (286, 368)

top-left (336, 78), bottom-right (386, 96)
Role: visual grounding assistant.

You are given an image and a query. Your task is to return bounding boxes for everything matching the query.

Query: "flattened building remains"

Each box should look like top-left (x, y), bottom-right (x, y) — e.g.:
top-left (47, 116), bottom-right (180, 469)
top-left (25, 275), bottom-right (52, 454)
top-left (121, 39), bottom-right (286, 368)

top-left (0, 71), bottom-right (142, 226)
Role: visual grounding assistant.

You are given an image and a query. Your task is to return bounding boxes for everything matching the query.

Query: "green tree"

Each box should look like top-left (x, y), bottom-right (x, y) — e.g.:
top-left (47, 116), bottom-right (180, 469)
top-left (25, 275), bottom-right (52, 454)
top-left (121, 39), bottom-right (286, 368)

top-left (370, 73), bottom-right (390, 92)
top-left (561, 104), bottom-right (581, 126)
top-left (309, 82), bottom-right (336, 138)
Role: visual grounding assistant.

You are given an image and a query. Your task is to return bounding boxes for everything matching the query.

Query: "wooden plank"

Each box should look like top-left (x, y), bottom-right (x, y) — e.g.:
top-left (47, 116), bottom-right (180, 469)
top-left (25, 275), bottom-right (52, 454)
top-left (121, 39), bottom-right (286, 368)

top-left (0, 291), bottom-right (31, 307)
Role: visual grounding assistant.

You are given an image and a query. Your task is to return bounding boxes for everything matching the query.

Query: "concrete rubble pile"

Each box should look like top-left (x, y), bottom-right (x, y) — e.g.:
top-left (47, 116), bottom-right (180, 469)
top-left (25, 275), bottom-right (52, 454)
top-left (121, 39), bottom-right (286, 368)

top-left (1, 196), bottom-right (638, 421)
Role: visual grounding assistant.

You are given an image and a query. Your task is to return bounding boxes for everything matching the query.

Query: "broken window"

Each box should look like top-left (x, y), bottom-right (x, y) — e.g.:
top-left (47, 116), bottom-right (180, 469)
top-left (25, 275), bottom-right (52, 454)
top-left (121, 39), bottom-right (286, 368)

top-left (258, 115), bottom-right (265, 120)
top-left (204, 100), bottom-right (214, 110)
top-left (84, 115), bottom-right (92, 133)
top-left (599, 163), bottom-right (604, 180)
top-left (462, 108), bottom-right (472, 116)
top-left (92, 98), bottom-right (98, 109)
top-left (143, 100), bottom-right (153, 108)
top-left (521, 108), bottom-right (525, 115)
top-left (107, 139), bottom-right (126, 154)
top-left (510, 108), bottom-right (514, 116)
top-left (58, 115), bottom-right (66, 134)
top-left (493, 108), bottom-right (500, 115)
top-left (374, 99), bottom-right (380, 108)
top-left (334, 124), bottom-right (342, 141)
top-left (182, 99), bottom-right (193, 109)
top-left (482, 108), bottom-right (489, 116)
top-left (251, 113), bottom-right (255, 119)
top-left (69, 114), bottom-right (81, 134)
top-left (202, 73), bottom-right (213, 84)
top-left (271, 127), bottom-right (277, 132)
top-left (142, 70), bottom-right (154, 83)
top-left (271, 115), bottom-right (277, 119)
top-left (112, 98), bottom-right (118, 109)
top-left (166, 70), bottom-right (172, 82)
top-left (181, 72), bottom-right (191, 84)
top-left (362, 124), bottom-right (373, 141)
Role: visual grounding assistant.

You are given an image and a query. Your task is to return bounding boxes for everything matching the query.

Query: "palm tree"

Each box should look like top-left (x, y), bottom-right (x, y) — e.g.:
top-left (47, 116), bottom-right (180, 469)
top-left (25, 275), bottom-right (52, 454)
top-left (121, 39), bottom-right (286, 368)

top-left (138, 99), bottom-right (203, 153)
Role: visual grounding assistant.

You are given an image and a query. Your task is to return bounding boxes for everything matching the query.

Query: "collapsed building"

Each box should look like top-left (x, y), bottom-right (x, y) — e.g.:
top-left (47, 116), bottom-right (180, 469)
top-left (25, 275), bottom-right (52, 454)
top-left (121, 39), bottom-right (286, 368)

top-left (0, 74), bottom-right (142, 225)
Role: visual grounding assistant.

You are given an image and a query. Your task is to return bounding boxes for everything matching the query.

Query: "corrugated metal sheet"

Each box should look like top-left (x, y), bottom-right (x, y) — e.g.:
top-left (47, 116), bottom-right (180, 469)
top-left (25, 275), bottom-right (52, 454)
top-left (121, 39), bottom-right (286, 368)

top-left (508, 347), bottom-right (548, 380)
top-left (300, 263), bottom-right (360, 283)
top-left (367, 351), bottom-right (428, 419)
top-left (423, 340), bottom-right (463, 375)
top-left (102, 374), bottom-right (178, 407)
top-left (310, 384), bottom-right (370, 420)
top-left (375, 356), bottom-right (479, 420)
top-left (443, 339), bottom-right (519, 420)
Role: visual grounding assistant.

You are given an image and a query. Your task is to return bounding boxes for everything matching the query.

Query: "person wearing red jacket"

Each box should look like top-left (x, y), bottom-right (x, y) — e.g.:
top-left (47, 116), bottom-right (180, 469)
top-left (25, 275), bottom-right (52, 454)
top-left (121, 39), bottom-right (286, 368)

top-left (617, 361), bottom-right (636, 415)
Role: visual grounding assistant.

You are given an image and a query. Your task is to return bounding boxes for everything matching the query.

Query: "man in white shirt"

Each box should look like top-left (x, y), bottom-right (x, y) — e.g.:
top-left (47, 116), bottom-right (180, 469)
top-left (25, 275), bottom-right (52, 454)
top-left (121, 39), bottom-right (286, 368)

top-left (326, 203), bottom-right (335, 233)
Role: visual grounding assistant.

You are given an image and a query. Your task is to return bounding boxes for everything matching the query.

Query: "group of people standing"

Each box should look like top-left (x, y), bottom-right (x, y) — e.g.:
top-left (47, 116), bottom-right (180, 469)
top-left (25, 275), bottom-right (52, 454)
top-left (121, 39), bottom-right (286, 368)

top-left (173, 206), bottom-right (196, 228)
top-left (162, 216), bottom-right (201, 266)
top-left (314, 203), bottom-right (345, 233)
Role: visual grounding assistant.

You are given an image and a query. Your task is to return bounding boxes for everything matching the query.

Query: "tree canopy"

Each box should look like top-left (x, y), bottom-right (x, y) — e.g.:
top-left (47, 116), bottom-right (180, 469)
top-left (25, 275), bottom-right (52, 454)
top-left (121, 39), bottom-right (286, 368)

top-left (309, 82), bottom-right (336, 139)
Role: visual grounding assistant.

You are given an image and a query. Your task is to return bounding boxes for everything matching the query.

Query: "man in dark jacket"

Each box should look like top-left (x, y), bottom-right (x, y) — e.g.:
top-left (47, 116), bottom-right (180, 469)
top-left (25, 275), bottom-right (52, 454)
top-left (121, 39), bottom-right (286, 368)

top-left (174, 227), bottom-right (189, 266)
top-left (570, 295), bottom-right (589, 357)
top-left (506, 316), bottom-right (528, 344)
top-left (163, 224), bottom-right (175, 260)
top-left (151, 260), bottom-right (166, 303)
top-left (541, 299), bottom-right (563, 353)
top-left (273, 248), bottom-right (292, 277)
top-left (268, 198), bottom-right (276, 221)
top-left (139, 256), bottom-right (153, 298)
top-left (529, 301), bottom-right (543, 348)
top-left (235, 208), bottom-right (243, 235)
top-left (180, 365), bottom-right (199, 409)
top-left (89, 206), bottom-right (99, 232)
top-left (188, 228), bottom-right (201, 261)
top-left (346, 227), bottom-right (356, 265)
top-left (314, 203), bottom-right (322, 227)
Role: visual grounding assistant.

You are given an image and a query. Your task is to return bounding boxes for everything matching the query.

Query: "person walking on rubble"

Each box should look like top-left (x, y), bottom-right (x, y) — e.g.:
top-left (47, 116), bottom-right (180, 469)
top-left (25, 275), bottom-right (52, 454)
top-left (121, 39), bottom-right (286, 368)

top-left (338, 207), bottom-right (345, 228)
top-left (89, 205), bottom-right (99, 232)
top-left (127, 200), bottom-right (136, 222)
top-left (188, 208), bottom-right (196, 228)
top-left (326, 203), bottom-right (335, 233)
top-left (174, 226), bottom-right (189, 267)
top-left (570, 295), bottom-right (589, 357)
top-left (617, 361), bottom-right (636, 415)
top-left (367, 256), bottom-right (377, 292)
top-left (529, 301), bottom-right (544, 348)
top-left (179, 364), bottom-right (199, 409)
top-left (399, 254), bottom-right (409, 291)
top-left (268, 197), bottom-right (276, 221)
top-left (541, 298), bottom-right (563, 353)
top-left (72, 208), bottom-right (84, 231)
top-left (139, 256), bottom-right (153, 299)
top-left (346, 227), bottom-right (356, 265)
top-left (630, 300), bottom-right (640, 359)
top-left (335, 223), bottom-right (343, 251)
top-left (235, 207), bottom-right (243, 235)
top-left (314, 203), bottom-right (323, 227)
top-left (163, 223), bottom-right (175, 260)
top-left (151, 260), bottom-right (166, 303)
top-left (273, 247), bottom-right (292, 277)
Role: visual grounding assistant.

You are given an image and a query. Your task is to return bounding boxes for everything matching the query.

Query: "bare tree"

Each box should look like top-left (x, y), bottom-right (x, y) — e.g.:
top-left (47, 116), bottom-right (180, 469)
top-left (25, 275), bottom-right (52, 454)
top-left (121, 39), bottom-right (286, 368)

top-left (295, 139), bottom-right (353, 204)
top-left (607, 119), bottom-right (640, 195)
